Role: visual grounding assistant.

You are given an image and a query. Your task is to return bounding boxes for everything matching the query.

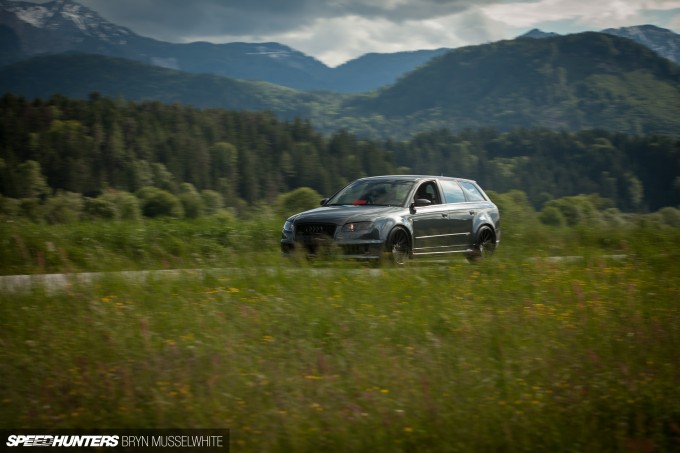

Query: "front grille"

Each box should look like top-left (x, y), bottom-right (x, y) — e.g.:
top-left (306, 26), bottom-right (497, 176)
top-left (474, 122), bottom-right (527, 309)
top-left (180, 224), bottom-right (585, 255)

top-left (295, 223), bottom-right (337, 253)
top-left (296, 223), bottom-right (337, 237)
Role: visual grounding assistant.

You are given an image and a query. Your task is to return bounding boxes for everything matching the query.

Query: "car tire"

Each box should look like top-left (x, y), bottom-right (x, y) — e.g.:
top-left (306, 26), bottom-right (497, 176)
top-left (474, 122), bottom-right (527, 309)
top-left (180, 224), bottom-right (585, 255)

top-left (466, 225), bottom-right (496, 263)
top-left (386, 227), bottom-right (411, 265)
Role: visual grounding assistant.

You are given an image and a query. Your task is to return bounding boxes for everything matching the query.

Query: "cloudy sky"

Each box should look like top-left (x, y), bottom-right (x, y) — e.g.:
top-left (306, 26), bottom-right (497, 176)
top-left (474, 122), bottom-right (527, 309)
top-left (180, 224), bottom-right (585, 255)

top-left (46, 0), bottom-right (680, 66)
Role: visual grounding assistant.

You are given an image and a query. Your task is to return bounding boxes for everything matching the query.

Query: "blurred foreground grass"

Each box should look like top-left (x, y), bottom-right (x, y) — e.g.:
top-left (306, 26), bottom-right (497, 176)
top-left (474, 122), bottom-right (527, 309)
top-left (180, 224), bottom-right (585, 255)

top-left (1, 216), bottom-right (679, 450)
top-left (1, 232), bottom-right (679, 450)
top-left (0, 216), bottom-right (289, 275)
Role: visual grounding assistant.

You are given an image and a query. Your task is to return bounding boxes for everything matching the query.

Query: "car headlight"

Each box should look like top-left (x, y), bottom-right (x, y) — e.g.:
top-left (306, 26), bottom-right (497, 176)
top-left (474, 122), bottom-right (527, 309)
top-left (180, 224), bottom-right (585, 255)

top-left (283, 220), bottom-right (294, 232)
top-left (341, 221), bottom-right (372, 233)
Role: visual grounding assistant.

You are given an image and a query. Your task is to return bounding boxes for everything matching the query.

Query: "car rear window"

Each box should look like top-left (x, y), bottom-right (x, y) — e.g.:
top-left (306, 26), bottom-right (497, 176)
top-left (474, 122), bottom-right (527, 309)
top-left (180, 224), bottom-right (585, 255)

top-left (440, 180), bottom-right (466, 203)
top-left (460, 181), bottom-right (486, 202)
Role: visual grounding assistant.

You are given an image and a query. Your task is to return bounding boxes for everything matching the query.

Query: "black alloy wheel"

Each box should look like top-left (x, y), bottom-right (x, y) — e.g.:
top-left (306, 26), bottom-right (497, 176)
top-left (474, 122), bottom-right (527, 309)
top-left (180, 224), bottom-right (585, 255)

top-left (468, 225), bottom-right (496, 262)
top-left (386, 227), bottom-right (411, 265)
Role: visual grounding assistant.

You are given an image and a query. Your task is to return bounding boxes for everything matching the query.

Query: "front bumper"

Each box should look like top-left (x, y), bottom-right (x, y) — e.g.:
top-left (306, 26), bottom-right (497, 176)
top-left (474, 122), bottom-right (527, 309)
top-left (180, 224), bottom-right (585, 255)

top-left (281, 232), bottom-right (384, 259)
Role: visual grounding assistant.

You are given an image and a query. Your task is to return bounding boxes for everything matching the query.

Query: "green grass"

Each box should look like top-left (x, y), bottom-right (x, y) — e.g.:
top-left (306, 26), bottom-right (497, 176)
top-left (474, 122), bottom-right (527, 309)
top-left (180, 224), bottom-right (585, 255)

top-left (1, 226), bottom-right (679, 451)
top-left (0, 225), bottom-right (680, 451)
top-left (0, 216), bottom-right (283, 275)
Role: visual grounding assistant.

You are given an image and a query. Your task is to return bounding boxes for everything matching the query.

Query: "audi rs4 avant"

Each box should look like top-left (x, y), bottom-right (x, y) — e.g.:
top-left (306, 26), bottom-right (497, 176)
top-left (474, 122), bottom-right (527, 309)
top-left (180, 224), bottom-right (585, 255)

top-left (281, 175), bottom-right (500, 264)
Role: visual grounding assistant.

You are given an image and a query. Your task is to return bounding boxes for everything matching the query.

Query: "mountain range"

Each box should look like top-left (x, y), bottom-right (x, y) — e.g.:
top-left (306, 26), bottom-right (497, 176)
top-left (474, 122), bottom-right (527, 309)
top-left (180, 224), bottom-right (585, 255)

top-left (2, 0), bottom-right (680, 93)
top-left (0, 0), bottom-right (452, 92)
top-left (1, 0), bottom-right (680, 139)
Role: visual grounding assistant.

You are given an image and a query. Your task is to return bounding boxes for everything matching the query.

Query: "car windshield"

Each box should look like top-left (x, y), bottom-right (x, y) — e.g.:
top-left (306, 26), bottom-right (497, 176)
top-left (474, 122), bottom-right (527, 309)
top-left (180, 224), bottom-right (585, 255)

top-left (327, 179), bottom-right (415, 206)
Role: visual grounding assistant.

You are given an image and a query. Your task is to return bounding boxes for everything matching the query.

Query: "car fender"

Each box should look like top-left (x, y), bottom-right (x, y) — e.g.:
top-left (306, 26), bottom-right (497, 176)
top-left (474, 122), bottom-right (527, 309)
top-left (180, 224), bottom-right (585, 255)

top-left (373, 217), bottom-right (397, 240)
top-left (372, 216), bottom-right (411, 245)
top-left (472, 207), bottom-right (499, 240)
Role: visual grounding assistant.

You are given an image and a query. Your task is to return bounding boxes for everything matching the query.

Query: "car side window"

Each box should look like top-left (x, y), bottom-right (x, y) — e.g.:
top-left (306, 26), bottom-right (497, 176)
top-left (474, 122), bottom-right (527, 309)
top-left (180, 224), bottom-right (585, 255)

top-left (440, 180), bottom-right (466, 204)
top-left (414, 182), bottom-right (441, 204)
top-left (460, 181), bottom-right (486, 202)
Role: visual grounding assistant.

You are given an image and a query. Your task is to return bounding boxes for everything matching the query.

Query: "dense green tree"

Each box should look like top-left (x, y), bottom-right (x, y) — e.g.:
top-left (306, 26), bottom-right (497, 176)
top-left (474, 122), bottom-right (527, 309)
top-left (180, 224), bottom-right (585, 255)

top-left (178, 183), bottom-right (205, 219)
top-left (209, 142), bottom-right (239, 200)
top-left (1, 94), bottom-right (679, 213)
top-left (236, 145), bottom-right (260, 205)
top-left (15, 160), bottom-right (50, 199)
top-left (622, 172), bottom-right (644, 211)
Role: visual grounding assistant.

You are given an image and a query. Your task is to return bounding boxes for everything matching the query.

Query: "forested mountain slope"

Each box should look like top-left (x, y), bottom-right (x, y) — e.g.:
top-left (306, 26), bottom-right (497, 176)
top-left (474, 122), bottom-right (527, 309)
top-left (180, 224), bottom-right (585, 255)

top-left (0, 53), bottom-right (338, 119)
top-left (345, 32), bottom-right (680, 137)
top-left (3, 32), bottom-right (680, 139)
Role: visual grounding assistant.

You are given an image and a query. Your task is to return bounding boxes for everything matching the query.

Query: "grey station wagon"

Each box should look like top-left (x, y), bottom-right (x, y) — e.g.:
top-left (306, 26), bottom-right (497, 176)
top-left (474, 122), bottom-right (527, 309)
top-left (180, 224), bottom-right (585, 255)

top-left (281, 175), bottom-right (500, 263)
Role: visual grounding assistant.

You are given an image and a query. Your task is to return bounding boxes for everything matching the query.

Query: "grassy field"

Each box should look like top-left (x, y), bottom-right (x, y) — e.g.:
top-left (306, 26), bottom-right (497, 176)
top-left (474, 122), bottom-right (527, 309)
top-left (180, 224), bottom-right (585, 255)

top-left (1, 219), bottom-right (679, 451)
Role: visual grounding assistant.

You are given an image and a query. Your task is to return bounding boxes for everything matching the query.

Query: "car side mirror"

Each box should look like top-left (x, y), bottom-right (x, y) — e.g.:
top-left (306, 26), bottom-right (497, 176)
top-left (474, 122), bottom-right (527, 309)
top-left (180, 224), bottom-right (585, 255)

top-left (320, 198), bottom-right (328, 206)
top-left (410, 198), bottom-right (431, 213)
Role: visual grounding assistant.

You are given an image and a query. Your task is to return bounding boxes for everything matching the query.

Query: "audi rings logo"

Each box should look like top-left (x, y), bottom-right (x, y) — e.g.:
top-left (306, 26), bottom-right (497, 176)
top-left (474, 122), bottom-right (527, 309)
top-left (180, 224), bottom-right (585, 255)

top-left (302, 225), bottom-right (325, 234)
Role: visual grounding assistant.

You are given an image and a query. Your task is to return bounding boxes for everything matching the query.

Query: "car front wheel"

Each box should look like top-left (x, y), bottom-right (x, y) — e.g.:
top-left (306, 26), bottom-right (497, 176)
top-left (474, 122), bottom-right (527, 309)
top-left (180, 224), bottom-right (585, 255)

top-left (386, 227), bottom-right (411, 265)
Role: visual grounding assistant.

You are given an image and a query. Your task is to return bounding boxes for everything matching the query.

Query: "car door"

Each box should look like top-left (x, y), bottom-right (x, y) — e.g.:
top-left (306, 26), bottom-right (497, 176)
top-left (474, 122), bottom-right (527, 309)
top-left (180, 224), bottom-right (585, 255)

top-left (410, 181), bottom-right (455, 255)
top-left (439, 179), bottom-right (475, 249)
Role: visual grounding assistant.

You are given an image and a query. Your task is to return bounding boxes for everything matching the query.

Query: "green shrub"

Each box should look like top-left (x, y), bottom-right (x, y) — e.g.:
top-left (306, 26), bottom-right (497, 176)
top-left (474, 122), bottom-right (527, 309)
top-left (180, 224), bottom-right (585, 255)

top-left (83, 196), bottom-right (117, 220)
top-left (179, 193), bottom-right (205, 219)
top-left (18, 198), bottom-right (44, 222)
top-left (0, 195), bottom-right (20, 217)
top-left (200, 190), bottom-right (224, 216)
top-left (44, 192), bottom-right (83, 224)
top-left (539, 205), bottom-right (566, 227)
top-left (276, 187), bottom-right (322, 217)
top-left (137, 187), bottom-right (184, 218)
top-left (658, 207), bottom-right (680, 227)
top-left (102, 190), bottom-right (142, 221)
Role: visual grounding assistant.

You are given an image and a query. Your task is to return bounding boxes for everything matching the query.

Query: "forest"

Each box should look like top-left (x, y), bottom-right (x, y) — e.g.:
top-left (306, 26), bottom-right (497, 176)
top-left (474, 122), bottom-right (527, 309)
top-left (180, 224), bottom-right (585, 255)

top-left (1, 93), bottom-right (679, 223)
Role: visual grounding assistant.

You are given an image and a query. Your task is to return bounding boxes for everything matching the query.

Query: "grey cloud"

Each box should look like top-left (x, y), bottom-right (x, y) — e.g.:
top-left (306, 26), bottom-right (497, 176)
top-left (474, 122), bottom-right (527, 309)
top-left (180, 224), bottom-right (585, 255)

top-left (77, 0), bottom-right (496, 41)
top-left (327, 0), bottom-right (494, 22)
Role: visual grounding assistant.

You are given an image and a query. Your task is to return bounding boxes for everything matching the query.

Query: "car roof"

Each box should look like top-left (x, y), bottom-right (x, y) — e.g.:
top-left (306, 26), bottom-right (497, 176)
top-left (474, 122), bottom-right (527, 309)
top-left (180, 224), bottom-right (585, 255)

top-left (357, 175), bottom-right (478, 184)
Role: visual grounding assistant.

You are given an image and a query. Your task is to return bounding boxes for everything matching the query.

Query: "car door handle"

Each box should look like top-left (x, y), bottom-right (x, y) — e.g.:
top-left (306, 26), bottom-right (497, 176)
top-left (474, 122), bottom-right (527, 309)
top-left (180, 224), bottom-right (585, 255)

top-left (469, 210), bottom-right (476, 215)
top-left (442, 213), bottom-right (448, 218)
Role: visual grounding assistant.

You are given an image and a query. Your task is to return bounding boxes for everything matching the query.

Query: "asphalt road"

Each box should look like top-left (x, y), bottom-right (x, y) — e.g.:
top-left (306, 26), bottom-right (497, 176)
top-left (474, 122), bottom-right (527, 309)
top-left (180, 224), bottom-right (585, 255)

top-left (0, 255), bottom-right (627, 295)
top-left (0, 269), bottom-right (200, 295)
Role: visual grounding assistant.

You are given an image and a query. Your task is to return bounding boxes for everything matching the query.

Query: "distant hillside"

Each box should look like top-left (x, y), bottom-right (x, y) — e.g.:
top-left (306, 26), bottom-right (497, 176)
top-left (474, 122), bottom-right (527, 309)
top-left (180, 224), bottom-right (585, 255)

top-left (344, 32), bottom-right (680, 136)
top-left (602, 25), bottom-right (680, 66)
top-left (0, 53), bottom-right (340, 118)
top-left (2, 32), bottom-right (680, 139)
top-left (329, 48), bottom-right (451, 92)
top-left (519, 25), bottom-right (680, 66)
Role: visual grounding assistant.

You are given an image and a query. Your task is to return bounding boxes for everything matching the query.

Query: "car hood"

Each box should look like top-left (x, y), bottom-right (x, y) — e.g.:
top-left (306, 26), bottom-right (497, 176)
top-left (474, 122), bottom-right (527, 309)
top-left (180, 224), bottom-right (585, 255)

top-left (289, 205), bottom-right (404, 225)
